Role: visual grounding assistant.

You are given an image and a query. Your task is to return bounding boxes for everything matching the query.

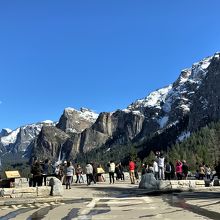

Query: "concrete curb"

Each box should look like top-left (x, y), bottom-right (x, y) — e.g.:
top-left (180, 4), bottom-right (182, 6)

top-left (0, 196), bottom-right (63, 206)
top-left (135, 186), bottom-right (220, 196)
top-left (0, 197), bottom-right (94, 206)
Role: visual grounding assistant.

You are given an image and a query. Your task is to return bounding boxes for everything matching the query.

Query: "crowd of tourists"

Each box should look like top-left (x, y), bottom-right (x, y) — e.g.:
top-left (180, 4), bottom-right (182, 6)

top-left (140, 151), bottom-right (220, 183)
top-left (29, 153), bottom-right (220, 189)
top-left (30, 158), bottom-right (128, 189)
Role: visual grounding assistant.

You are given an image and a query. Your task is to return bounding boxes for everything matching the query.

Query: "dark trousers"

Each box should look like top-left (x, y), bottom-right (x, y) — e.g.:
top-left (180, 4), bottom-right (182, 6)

top-left (177, 173), bottom-right (182, 180)
top-left (66, 176), bottom-right (72, 189)
top-left (86, 174), bottom-right (93, 185)
top-left (93, 173), bottom-right (97, 183)
top-left (121, 172), bottom-right (125, 180)
top-left (109, 172), bottom-right (115, 184)
top-left (165, 172), bottom-right (171, 180)
top-left (33, 175), bottom-right (43, 187)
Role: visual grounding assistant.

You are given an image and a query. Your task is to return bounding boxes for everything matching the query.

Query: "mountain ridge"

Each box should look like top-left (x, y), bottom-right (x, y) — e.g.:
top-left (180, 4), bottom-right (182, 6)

top-left (1, 52), bottom-right (220, 163)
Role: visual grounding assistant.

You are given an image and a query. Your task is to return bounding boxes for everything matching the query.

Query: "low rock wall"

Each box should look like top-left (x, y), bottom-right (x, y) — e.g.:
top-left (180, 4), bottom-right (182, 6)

top-left (0, 186), bottom-right (51, 199)
top-left (0, 177), bottom-right (63, 199)
top-left (159, 180), bottom-right (207, 191)
top-left (139, 173), bottom-right (220, 191)
top-left (161, 179), bottom-right (220, 190)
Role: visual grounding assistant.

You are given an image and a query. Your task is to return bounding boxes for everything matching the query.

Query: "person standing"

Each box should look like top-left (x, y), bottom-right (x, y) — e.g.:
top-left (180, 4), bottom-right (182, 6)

top-left (108, 161), bottom-right (115, 184)
top-left (205, 165), bottom-right (212, 180)
top-left (182, 160), bottom-right (189, 180)
top-left (65, 161), bottom-right (74, 189)
top-left (118, 162), bottom-right (125, 181)
top-left (164, 160), bottom-right (171, 180)
top-left (158, 154), bottom-right (165, 180)
top-left (42, 159), bottom-right (50, 186)
top-left (199, 164), bottom-right (205, 180)
top-left (75, 164), bottom-right (84, 183)
top-left (31, 160), bottom-right (43, 187)
top-left (92, 162), bottom-right (97, 184)
top-left (169, 161), bottom-right (175, 180)
top-left (153, 159), bottom-right (159, 180)
top-left (115, 163), bottom-right (121, 180)
top-left (85, 162), bottom-right (93, 185)
top-left (129, 159), bottom-right (135, 184)
top-left (175, 160), bottom-right (183, 180)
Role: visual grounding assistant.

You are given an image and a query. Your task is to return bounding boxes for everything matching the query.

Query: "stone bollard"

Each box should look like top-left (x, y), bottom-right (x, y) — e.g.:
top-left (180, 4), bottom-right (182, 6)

top-left (139, 173), bottom-right (159, 190)
top-left (49, 177), bottom-right (63, 196)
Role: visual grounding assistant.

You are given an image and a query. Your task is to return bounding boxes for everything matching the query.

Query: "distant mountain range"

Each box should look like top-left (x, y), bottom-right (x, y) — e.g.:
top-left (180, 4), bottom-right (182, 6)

top-left (1, 52), bottom-right (220, 163)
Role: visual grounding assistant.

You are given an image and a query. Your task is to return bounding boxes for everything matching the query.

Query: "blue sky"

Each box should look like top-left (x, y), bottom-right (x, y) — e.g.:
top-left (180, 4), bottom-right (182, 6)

top-left (0, 1), bottom-right (220, 130)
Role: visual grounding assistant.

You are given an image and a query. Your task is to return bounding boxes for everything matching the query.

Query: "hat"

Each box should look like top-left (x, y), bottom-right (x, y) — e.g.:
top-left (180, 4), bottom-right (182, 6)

top-left (64, 160), bottom-right (67, 164)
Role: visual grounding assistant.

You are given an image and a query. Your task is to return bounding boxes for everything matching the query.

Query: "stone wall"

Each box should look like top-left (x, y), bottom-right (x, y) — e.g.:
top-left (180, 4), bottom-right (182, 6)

top-left (0, 186), bottom-right (51, 198)
top-left (0, 177), bottom-right (63, 199)
top-left (139, 173), bottom-right (220, 191)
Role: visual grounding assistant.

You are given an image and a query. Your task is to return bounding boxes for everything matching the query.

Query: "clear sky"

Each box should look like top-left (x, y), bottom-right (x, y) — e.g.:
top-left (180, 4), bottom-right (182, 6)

top-left (0, 1), bottom-right (220, 130)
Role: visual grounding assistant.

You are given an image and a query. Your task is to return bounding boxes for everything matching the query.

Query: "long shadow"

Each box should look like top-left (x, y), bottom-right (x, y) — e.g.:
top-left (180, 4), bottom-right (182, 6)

top-left (163, 192), bottom-right (220, 220)
top-left (175, 191), bottom-right (220, 200)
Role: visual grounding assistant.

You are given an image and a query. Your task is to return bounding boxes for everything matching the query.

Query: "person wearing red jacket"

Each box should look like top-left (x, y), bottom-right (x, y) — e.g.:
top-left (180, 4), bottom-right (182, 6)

top-left (129, 159), bottom-right (135, 184)
top-left (175, 160), bottom-right (183, 180)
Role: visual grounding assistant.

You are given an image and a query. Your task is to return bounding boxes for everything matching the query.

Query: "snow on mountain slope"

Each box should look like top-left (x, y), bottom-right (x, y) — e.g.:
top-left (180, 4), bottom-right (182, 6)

top-left (127, 85), bottom-right (172, 110)
top-left (0, 120), bottom-right (55, 152)
top-left (57, 107), bottom-right (99, 133)
top-left (0, 128), bottom-right (20, 146)
top-left (127, 55), bottom-right (213, 129)
top-left (64, 107), bottom-right (99, 123)
top-left (129, 56), bottom-right (212, 111)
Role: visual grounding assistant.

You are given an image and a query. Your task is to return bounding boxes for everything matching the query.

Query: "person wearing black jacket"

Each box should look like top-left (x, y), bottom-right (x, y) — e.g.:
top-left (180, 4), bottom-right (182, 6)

top-left (31, 160), bottom-right (43, 187)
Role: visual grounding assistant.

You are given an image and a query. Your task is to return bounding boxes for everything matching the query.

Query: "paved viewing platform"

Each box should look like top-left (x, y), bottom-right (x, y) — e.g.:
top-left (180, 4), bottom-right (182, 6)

top-left (0, 177), bottom-right (220, 219)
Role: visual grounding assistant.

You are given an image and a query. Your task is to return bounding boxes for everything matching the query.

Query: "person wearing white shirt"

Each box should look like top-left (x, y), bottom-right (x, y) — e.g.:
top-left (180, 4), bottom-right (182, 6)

top-left (153, 159), bottom-right (159, 180)
top-left (158, 154), bottom-right (165, 180)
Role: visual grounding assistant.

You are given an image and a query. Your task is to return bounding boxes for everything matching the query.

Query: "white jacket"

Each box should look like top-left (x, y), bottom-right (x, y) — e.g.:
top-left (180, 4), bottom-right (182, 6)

top-left (153, 161), bottom-right (159, 173)
top-left (109, 162), bottom-right (115, 172)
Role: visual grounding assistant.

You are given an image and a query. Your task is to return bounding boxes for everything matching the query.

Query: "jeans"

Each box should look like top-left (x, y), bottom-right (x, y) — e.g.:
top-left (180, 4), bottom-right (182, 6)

top-left (158, 167), bottom-right (164, 180)
top-left (109, 172), bottom-right (115, 184)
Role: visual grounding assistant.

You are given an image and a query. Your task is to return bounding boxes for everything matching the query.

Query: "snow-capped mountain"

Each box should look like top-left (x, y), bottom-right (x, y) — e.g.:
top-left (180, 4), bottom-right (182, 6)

top-left (0, 120), bottom-right (55, 153)
top-left (127, 55), bottom-right (214, 131)
top-left (3, 52), bottom-right (220, 162)
top-left (0, 107), bottom-right (98, 156)
top-left (32, 51), bottom-right (218, 161)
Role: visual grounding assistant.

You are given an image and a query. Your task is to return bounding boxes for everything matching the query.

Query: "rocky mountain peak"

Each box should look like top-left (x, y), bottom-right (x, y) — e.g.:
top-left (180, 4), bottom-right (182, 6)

top-left (0, 128), bottom-right (12, 138)
top-left (56, 107), bottom-right (98, 133)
